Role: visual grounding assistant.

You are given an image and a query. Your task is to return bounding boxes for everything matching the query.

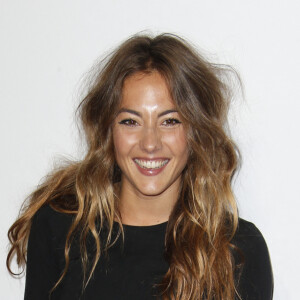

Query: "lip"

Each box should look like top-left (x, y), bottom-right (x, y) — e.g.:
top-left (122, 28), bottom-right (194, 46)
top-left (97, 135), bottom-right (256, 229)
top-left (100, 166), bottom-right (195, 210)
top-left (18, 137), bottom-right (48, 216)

top-left (133, 158), bottom-right (170, 176)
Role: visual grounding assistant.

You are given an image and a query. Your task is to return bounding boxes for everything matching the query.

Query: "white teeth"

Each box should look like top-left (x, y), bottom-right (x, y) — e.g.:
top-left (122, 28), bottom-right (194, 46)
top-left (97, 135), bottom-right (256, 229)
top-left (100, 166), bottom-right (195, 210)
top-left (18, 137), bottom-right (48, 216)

top-left (134, 159), bottom-right (169, 169)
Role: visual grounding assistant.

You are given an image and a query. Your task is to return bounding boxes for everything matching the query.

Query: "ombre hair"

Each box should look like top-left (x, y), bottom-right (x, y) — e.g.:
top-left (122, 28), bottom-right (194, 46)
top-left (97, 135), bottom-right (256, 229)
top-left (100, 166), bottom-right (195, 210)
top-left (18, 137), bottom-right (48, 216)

top-left (7, 33), bottom-right (242, 299)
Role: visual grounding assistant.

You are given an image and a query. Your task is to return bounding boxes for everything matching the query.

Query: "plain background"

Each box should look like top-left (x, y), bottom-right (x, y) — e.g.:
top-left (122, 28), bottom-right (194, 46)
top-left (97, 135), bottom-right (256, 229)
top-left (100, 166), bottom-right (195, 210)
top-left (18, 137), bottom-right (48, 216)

top-left (1, 1), bottom-right (299, 299)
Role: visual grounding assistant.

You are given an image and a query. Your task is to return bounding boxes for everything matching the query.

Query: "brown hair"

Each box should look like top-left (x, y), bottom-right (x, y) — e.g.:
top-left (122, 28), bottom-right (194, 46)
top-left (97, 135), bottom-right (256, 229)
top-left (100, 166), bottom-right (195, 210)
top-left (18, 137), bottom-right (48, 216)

top-left (7, 33), bottom-right (241, 299)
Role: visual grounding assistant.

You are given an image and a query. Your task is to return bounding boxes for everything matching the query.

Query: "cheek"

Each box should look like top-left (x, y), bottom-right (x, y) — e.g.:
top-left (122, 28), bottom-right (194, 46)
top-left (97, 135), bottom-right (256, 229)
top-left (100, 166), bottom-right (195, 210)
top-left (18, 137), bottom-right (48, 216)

top-left (163, 130), bottom-right (189, 156)
top-left (112, 129), bottom-right (138, 158)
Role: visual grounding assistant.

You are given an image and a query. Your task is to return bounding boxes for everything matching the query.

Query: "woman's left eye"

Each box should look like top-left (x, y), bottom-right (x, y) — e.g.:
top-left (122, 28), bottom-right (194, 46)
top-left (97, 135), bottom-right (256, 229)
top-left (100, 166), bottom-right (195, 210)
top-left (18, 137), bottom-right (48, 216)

top-left (162, 118), bottom-right (181, 126)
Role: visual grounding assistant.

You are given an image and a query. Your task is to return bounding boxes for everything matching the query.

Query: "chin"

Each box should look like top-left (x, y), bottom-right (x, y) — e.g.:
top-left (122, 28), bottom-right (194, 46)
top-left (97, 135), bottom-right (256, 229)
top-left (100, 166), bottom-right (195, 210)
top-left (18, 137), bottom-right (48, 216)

top-left (139, 189), bottom-right (165, 197)
top-left (135, 181), bottom-right (172, 197)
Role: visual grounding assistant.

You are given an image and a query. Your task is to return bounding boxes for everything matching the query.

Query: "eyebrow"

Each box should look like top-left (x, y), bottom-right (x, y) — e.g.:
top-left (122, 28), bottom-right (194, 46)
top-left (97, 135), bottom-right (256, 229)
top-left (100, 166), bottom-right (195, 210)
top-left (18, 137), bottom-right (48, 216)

top-left (117, 108), bottom-right (178, 118)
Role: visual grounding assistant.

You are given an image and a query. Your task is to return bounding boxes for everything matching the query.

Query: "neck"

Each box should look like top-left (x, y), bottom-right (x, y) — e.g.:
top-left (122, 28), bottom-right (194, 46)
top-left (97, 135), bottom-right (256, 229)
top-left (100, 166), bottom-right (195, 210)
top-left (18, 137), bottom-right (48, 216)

top-left (116, 179), bottom-right (181, 226)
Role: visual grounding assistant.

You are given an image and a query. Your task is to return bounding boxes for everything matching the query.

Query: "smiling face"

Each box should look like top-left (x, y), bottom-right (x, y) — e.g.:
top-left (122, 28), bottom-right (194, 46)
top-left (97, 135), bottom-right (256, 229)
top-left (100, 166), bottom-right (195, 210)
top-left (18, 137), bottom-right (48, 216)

top-left (112, 71), bottom-right (189, 200)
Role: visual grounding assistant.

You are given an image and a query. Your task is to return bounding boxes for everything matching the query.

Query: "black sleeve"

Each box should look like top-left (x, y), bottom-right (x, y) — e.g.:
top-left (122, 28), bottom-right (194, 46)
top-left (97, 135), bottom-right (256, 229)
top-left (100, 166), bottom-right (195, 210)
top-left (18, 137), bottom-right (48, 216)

top-left (234, 220), bottom-right (274, 300)
top-left (24, 205), bottom-right (71, 300)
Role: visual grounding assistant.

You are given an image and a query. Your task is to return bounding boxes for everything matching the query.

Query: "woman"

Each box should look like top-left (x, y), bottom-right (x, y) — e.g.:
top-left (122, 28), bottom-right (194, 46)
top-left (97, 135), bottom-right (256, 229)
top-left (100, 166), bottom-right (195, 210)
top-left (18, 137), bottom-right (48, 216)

top-left (7, 33), bottom-right (273, 299)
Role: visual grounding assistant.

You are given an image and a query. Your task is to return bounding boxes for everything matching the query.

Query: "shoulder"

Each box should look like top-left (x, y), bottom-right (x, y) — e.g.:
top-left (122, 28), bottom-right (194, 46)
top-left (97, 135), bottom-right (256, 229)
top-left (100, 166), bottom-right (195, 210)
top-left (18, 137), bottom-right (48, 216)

top-left (232, 218), bottom-right (274, 300)
top-left (235, 218), bottom-right (263, 237)
top-left (33, 203), bottom-right (73, 229)
top-left (30, 199), bottom-right (98, 260)
top-left (233, 218), bottom-right (266, 244)
top-left (30, 203), bottom-right (74, 248)
top-left (233, 218), bottom-right (271, 259)
top-left (233, 217), bottom-right (272, 266)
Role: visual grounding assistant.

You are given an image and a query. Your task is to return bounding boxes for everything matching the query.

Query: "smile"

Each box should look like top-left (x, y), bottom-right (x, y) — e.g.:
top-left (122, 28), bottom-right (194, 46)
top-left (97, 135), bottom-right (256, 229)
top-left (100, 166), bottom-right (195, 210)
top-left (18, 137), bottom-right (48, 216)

top-left (134, 159), bottom-right (169, 169)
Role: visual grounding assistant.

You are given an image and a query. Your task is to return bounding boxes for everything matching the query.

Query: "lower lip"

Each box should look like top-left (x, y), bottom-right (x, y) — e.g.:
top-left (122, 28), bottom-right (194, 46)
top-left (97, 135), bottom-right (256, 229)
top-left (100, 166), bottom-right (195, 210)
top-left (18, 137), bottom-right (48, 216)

top-left (134, 161), bottom-right (169, 176)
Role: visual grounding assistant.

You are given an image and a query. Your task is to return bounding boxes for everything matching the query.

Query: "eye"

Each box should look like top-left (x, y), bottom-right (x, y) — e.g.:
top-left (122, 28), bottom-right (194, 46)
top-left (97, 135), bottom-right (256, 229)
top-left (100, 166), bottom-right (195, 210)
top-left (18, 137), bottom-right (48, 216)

top-left (162, 118), bottom-right (181, 126)
top-left (118, 119), bottom-right (139, 127)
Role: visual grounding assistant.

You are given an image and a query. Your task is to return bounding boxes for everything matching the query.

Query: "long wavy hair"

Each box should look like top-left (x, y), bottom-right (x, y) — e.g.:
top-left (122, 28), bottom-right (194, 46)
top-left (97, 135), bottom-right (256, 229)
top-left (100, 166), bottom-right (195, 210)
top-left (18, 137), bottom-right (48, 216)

top-left (7, 33), bottom-right (241, 299)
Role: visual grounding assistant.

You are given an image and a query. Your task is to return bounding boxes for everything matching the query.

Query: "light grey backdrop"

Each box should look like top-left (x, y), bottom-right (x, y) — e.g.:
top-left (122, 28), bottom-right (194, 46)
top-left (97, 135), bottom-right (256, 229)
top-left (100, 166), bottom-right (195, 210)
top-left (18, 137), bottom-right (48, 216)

top-left (1, 1), bottom-right (299, 299)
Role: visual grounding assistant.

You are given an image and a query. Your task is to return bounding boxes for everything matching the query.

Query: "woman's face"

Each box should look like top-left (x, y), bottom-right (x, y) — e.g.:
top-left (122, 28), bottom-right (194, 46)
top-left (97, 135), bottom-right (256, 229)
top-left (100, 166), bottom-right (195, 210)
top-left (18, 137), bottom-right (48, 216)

top-left (112, 71), bottom-right (189, 198)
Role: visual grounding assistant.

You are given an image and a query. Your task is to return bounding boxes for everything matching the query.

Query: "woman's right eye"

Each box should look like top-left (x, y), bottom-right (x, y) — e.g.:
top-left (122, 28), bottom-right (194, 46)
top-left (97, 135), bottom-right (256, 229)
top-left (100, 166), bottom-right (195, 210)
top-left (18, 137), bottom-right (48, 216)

top-left (118, 119), bottom-right (139, 127)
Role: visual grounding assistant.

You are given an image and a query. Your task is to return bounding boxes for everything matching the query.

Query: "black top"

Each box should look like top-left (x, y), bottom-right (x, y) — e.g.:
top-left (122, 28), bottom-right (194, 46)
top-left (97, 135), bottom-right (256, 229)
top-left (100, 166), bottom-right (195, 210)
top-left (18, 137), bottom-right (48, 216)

top-left (24, 205), bottom-right (273, 300)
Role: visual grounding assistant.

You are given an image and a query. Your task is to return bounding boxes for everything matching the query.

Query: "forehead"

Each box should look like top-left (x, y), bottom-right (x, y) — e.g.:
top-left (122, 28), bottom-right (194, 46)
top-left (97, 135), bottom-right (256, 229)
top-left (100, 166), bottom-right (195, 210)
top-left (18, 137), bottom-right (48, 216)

top-left (121, 71), bottom-right (175, 109)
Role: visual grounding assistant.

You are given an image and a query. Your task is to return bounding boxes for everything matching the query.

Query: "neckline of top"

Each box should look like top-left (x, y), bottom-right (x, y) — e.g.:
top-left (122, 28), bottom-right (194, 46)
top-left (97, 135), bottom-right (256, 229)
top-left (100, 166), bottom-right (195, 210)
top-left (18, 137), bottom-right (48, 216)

top-left (113, 220), bottom-right (168, 231)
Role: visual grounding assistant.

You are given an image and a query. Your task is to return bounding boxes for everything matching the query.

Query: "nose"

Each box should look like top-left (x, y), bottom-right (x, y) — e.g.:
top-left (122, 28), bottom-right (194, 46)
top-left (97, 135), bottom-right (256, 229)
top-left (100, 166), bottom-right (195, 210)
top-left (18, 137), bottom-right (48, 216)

top-left (139, 126), bottom-right (162, 153)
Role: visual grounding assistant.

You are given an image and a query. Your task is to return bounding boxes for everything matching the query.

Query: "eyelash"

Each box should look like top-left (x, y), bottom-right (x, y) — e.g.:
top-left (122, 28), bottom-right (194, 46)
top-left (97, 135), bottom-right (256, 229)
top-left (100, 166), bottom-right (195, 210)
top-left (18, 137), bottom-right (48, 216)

top-left (162, 118), bottom-right (181, 126)
top-left (118, 119), bottom-right (138, 127)
top-left (118, 118), bottom-right (181, 127)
